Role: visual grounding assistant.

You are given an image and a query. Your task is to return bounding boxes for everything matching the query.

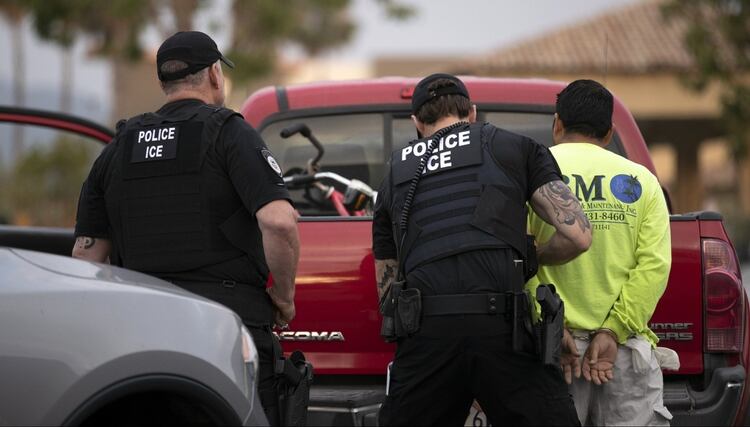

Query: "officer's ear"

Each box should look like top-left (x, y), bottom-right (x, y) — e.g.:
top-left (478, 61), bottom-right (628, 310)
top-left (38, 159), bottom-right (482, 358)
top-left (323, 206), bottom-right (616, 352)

top-left (208, 63), bottom-right (221, 90)
top-left (411, 115), bottom-right (426, 139)
top-left (467, 104), bottom-right (477, 123)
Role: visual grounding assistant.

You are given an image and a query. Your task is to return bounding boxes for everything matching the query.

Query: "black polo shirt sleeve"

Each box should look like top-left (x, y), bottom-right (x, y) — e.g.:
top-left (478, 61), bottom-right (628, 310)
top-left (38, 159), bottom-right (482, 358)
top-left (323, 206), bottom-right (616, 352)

top-left (218, 116), bottom-right (292, 214)
top-left (525, 138), bottom-right (563, 199)
top-left (488, 127), bottom-right (562, 201)
top-left (372, 166), bottom-right (397, 260)
top-left (74, 142), bottom-right (116, 238)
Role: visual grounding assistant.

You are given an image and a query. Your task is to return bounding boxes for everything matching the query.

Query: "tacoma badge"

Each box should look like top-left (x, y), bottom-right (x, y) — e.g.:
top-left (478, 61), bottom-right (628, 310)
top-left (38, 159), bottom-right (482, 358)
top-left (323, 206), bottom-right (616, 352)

top-left (274, 331), bottom-right (345, 342)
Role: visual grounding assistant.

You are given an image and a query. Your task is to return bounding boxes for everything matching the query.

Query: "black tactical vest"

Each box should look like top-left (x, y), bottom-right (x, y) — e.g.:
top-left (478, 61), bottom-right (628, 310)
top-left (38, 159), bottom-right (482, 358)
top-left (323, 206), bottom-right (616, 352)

top-left (110, 103), bottom-right (253, 273)
top-left (390, 122), bottom-right (528, 275)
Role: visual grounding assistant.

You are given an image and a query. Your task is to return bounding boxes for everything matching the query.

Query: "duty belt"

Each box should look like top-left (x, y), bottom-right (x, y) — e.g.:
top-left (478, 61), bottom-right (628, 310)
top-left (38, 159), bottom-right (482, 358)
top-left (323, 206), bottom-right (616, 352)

top-left (422, 293), bottom-right (510, 316)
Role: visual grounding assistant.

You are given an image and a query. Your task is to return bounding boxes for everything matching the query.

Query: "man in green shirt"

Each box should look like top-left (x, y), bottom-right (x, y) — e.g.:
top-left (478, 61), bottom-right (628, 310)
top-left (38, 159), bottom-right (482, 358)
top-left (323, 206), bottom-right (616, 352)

top-left (528, 80), bottom-right (673, 425)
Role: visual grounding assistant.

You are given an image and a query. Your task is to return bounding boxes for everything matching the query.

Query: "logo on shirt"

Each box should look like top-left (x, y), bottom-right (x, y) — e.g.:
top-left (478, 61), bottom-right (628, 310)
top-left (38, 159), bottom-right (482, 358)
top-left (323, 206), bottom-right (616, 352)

top-left (610, 174), bottom-right (642, 203)
top-left (261, 149), bottom-right (283, 177)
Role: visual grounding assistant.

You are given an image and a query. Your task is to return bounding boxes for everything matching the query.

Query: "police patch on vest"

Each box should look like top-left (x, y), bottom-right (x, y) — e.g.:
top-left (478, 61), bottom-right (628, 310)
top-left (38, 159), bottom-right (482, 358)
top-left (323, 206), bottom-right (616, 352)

top-left (130, 125), bottom-right (179, 163)
top-left (392, 127), bottom-right (482, 185)
top-left (261, 149), bottom-right (283, 177)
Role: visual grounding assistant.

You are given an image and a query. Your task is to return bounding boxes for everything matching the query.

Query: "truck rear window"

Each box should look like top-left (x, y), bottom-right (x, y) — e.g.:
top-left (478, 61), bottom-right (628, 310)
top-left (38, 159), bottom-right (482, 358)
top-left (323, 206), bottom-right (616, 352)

top-left (261, 111), bottom-right (624, 216)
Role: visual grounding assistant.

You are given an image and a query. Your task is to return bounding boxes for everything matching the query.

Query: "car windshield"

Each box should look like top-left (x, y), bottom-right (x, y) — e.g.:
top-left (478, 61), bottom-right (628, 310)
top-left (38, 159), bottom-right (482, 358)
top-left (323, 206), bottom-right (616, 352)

top-left (260, 110), bottom-right (624, 216)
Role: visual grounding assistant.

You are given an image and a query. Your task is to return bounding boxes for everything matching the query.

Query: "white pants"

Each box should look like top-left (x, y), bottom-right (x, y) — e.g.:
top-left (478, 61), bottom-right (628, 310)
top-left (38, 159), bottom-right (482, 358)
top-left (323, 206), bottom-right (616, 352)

top-left (570, 334), bottom-right (673, 426)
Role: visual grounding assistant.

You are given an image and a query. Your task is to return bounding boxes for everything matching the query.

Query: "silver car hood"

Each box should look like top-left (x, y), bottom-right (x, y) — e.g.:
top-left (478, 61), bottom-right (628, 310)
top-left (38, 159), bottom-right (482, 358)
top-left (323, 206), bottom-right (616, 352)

top-left (0, 247), bottom-right (256, 426)
top-left (5, 247), bottom-right (200, 298)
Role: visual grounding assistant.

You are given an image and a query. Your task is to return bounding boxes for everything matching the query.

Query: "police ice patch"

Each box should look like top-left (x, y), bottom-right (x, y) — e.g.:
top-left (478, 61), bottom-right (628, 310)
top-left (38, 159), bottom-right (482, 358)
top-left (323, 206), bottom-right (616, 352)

top-left (130, 125), bottom-right (179, 163)
top-left (261, 149), bottom-right (283, 177)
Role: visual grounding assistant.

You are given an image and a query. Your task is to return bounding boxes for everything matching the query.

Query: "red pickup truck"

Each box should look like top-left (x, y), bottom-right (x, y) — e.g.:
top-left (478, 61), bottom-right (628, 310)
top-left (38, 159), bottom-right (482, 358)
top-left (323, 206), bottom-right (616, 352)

top-left (240, 77), bottom-right (750, 426)
top-left (0, 77), bottom-right (747, 426)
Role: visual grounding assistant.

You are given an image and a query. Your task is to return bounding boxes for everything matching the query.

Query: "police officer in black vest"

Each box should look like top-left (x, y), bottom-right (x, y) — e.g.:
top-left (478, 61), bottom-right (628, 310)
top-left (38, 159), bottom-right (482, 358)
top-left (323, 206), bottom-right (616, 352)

top-left (372, 73), bottom-right (592, 426)
top-left (72, 31), bottom-right (300, 425)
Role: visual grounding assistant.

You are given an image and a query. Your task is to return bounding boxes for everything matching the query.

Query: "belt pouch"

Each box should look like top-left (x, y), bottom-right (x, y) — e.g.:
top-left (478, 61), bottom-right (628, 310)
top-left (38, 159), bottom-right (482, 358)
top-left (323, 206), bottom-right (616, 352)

top-left (380, 280), bottom-right (404, 342)
top-left (396, 288), bottom-right (422, 337)
top-left (511, 292), bottom-right (537, 356)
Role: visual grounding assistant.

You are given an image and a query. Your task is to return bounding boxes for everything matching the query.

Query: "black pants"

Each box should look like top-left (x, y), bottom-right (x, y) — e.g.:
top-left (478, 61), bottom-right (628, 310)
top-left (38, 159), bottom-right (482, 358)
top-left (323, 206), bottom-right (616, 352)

top-left (246, 325), bottom-right (282, 427)
top-left (379, 332), bottom-right (580, 427)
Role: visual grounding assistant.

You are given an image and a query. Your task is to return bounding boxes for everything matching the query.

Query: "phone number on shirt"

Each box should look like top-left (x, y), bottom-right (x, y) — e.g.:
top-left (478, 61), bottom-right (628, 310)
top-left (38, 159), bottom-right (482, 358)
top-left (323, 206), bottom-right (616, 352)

top-left (586, 211), bottom-right (626, 222)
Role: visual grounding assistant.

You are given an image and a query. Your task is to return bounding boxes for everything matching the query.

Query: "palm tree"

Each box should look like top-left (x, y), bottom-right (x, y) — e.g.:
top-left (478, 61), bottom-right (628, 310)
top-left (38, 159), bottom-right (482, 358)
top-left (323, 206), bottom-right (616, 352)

top-left (0, 0), bottom-right (28, 164)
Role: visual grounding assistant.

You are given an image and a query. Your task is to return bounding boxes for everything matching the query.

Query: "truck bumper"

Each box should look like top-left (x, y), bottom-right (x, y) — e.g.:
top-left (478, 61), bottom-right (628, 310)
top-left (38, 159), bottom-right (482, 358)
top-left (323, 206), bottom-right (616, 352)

top-left (665, 365), bottom-right (745, 426)
top-left (306, 385), bottom-right (385, 426)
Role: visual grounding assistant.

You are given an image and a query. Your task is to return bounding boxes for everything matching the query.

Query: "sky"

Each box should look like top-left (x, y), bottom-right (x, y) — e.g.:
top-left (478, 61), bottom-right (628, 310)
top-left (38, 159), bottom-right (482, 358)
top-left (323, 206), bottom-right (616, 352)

top-left (327, 0), bottom-right (640, 60)
top-left (0, 0), bottom-right (640, 123)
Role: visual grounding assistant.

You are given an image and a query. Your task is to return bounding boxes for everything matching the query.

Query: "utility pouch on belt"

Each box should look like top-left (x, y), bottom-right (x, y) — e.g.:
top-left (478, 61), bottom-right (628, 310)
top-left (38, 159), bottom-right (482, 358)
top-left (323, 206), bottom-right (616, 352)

top-left (524, 234), bottom-right (539, 282)
top-left (535, 284), bottom-right (564, 366)
top-left (379, 280), bottom-right (404, 342)
top-left (395, 288), bottom-right (422, 337)
top-left (273, 337), bottom-right (314, 427)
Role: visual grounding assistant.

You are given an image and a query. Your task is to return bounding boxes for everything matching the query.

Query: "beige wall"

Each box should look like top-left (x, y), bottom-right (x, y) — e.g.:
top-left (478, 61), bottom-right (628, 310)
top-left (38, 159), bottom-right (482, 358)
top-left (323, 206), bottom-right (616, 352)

top-left (111, 54), bottom-right (164, 124)
top-left (473, 71), bottom-right (723, 119)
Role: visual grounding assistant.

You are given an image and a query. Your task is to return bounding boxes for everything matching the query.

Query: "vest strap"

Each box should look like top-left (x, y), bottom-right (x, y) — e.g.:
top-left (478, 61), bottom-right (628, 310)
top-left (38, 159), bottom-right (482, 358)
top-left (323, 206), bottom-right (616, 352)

top-left (418, 172), bottom-right (478, 193)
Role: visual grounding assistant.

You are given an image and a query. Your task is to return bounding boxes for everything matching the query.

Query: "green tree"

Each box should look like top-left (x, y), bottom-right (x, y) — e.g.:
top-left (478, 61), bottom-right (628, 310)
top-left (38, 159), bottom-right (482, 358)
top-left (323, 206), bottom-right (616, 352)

top-left (24, 0), bottom-right (415, 88)
top-left (663, 0), bottom-right (750, 258)
top-left (29, 0), bottom-right (88, 112)
top-left (663, 0), bottom-right (750, 156)
top-left (10, 137), bottom-right (98, 226)
top-left (228, 0), bottom-right (414, 81)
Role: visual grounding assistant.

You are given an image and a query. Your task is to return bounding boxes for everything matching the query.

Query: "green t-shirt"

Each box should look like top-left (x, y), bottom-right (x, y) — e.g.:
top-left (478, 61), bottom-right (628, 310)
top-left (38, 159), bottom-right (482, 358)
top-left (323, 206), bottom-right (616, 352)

top-left (527, 143), bottom-right (671, 346)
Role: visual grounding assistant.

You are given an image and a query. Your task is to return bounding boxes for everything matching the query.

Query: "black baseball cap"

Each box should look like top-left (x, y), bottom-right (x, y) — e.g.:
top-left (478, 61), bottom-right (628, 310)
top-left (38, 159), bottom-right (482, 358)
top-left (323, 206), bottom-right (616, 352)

top-left (156, 31), bottom-right (234, 82)
top-left (411, 73), bottom-right (470, 114)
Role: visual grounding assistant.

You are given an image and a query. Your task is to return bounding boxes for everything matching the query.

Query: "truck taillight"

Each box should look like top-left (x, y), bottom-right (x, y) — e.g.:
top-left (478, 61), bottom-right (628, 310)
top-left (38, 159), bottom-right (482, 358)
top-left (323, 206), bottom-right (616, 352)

top-left (703, 238), bottom-right (744, 352)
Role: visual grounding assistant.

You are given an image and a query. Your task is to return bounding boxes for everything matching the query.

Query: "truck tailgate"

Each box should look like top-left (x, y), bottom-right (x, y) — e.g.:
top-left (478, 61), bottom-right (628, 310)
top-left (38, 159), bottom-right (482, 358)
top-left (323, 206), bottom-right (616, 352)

top-left (282, 218), bottom-right (393, 375)
top-left (650, 218), bottom-right (704, 375)
top-left (288, 217), bottom-right (710, 376)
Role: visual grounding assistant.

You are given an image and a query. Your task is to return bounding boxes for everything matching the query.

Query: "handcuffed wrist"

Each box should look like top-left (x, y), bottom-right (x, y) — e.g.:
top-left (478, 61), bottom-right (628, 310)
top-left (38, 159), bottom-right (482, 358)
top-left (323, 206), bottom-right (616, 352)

top-left (594, 328), bottom-right (619, 342)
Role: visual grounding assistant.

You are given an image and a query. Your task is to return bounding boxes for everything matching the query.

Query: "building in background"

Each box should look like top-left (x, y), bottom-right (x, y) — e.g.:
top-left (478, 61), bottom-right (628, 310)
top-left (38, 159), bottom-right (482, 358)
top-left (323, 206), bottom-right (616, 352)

top-left (360, 0), bottom-right (749, 256)
top-left (109, 1), bottom-right (749, 257)
top-left (460, 0), bottom-right (738, 217)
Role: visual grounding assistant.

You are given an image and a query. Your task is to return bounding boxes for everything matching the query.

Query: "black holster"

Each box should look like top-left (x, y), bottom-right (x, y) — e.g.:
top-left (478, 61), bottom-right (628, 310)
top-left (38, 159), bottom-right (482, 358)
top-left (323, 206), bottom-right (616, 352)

top-left (535, 284), bottom-right (564, 367)
top-left (510, 285), bottom-right (564, 366)
top-left (379, 280), bottom-right (403, 342)
top-left (511, 291), bottom-right (537, 357)
top-left (272, 338), bottom-right (314, 426)
top-left (379, 281), bottom-right (422, 341)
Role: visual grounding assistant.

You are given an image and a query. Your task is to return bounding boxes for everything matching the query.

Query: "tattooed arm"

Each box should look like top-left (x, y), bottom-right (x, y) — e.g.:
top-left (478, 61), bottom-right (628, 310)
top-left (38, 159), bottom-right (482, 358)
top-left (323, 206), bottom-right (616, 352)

top-left (375, 258), bottom-right (399, 301)
top-left (72, 236), bottom-right (112, 263)
top-left (530, 180), bottom-right (592, 265)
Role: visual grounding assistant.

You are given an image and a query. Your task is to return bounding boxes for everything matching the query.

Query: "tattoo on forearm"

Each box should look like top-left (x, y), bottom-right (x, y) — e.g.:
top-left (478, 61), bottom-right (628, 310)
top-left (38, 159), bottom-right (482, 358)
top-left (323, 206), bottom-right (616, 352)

top-left (378, 264), bottom-right (395, 291)
top-left (77, 237), bottom-right (96, 250)
top-left (375, 260), bottom-right (399, 300)
top-left (539, 181), bottom-right (591, 232)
